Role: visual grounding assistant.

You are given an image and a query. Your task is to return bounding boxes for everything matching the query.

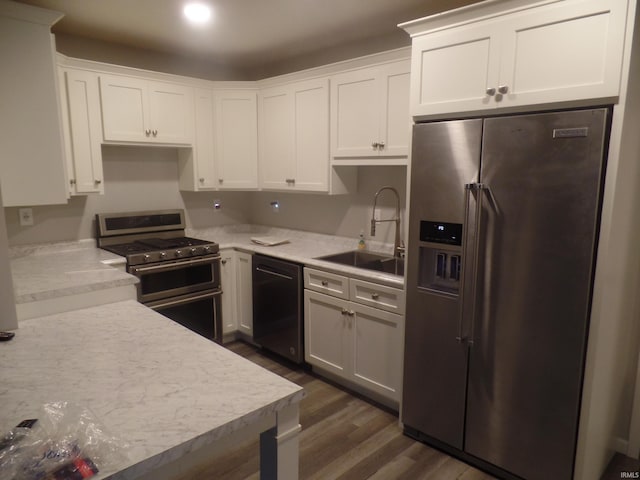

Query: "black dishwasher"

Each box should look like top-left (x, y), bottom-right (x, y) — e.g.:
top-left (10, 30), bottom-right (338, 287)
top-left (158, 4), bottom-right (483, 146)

top-left (252, 254), bottom-right (304, 364)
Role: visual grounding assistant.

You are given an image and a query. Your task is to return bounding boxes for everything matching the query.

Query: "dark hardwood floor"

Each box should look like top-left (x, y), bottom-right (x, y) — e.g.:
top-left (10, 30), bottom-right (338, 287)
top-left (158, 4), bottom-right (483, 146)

top-left (189, 341), bottom-right (495, 480)
top-left (187, 341), bottom-right (638, 480)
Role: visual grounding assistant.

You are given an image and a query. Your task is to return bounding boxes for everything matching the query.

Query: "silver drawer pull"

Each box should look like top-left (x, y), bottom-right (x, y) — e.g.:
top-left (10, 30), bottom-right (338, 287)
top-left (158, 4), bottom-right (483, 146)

top-left (371, 292), bottom-right (379, 300)
top-left (321, 280), bottom-right (329, 286)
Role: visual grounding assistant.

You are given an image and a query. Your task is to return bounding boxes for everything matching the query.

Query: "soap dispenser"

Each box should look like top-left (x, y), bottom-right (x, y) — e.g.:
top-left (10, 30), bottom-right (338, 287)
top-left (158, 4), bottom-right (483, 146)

top-left (358, 230), bottom-right (366, 250)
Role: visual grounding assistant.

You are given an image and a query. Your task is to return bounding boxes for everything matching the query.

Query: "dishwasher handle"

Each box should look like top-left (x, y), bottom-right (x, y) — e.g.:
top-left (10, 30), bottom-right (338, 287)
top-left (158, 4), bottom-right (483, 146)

top-left (255, 266), bottom-right (294, 281)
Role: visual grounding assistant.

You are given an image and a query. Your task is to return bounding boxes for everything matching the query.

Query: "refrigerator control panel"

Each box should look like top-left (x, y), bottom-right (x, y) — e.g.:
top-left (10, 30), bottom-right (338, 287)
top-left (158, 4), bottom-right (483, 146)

top-left (420, 221), bottom-right (462, 246)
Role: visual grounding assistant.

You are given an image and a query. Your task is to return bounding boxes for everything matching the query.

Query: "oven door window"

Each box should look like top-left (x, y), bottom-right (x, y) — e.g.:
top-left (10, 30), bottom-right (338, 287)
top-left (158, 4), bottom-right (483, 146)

top-left (135, 260), bottom-right (216, 299)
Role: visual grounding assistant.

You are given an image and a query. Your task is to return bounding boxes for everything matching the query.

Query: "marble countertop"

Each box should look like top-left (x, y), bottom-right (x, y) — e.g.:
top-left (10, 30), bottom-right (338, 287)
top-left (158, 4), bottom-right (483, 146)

top-left (9, 226), bottom-right (404, 307)
top-left (0, 300), bottom-right (304, 479)
top-left (9, 239), bottom-right (138, 304)
top-left (188, 225), bottom-right (405, 289)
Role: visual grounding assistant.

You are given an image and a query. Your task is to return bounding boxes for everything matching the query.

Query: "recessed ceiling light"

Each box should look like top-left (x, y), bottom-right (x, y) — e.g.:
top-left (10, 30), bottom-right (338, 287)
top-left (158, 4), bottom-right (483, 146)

top-left (183, 2), bottom-right (212, 25)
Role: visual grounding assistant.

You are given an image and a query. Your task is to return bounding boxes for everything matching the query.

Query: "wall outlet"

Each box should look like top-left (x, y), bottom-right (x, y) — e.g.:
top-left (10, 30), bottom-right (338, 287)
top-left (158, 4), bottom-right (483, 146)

top-left (19, 208), bottom-right (33, 226)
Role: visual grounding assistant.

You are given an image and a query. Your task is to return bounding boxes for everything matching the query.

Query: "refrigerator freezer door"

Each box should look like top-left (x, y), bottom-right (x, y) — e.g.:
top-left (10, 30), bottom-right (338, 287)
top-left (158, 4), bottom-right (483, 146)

top-left (465, 109), bottom-right (608, 479)
top-left (402, 119), bottom-right (482, 449)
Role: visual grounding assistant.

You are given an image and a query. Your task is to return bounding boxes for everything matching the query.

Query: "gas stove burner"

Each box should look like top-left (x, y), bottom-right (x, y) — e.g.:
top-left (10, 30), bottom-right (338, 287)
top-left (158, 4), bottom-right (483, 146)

top-left (96, 211), bottom-right (219, 266)
top-left (136, 237), bottom-right (211, 250)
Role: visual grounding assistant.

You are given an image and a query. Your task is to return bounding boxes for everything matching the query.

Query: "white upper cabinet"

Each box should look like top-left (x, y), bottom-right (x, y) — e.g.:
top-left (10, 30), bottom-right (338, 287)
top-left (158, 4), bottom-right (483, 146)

top-left (179, 89), bottom-right (258, 191)
top-left (403, 0), bottom-right (628, 118)
top-left (259, 78), bottom-right (329, 192)
top-left (330, 60), bottom-right (410, 163)
top-left (214, 90), bottom-right (259, 190)
top-left (0, 3), bottom-right (68, 207)
top-left (99, 74), bottom-right (194, 145)
top-left (59, 68), bottom-right (104, 195)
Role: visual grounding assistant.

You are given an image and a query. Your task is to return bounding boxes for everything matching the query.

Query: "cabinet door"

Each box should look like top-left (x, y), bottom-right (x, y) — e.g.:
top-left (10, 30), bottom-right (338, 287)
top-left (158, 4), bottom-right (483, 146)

top-left (498, 0), bottom-right (626, 107)
top-left (409, 21), bottom-right (501, 118)
top-left (214, 91), bottom-right (258, 189)
top-left (304, 290), bottom-right (350, 378)
top-left (0, 12), bottom-right (67, 207)
top-left (331, 66), bottom-right (380, 158)
top-left (192, 89), bottom-right (216, 190)
top-left (99, 74), bottom-right (149, 142)
top-left (379, 61), bottom-right (411, 157)
top-left (220, 250), bottom-right (237, 335)
top-left (259, 86), bottom-right (294, 190)
top-left (64, 70), bottom-right (104, 194)
top-left (351, 302), bottom-right (403, 402)
top-left (292, 78), bottom-right (329, 191)
top-left (148, 81), bottom-right (194, 144)
top-left (236, 251), bottom-right (254, 336)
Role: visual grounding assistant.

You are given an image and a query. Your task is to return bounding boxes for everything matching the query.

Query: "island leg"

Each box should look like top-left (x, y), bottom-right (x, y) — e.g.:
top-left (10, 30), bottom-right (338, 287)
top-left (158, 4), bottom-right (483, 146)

top-left (260, 403), bottom-right (301, 479)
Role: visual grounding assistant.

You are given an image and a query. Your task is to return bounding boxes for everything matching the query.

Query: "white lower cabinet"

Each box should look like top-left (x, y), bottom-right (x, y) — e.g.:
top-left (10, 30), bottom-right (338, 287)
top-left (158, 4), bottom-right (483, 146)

top-left (219, 250), bottom-right (254, 339)
top-left (220, 250), bottom-right (237, 336)
top-left (236, 251), bottom-right (254, 337)
top-left (304, 268), bottom-right (403, 405)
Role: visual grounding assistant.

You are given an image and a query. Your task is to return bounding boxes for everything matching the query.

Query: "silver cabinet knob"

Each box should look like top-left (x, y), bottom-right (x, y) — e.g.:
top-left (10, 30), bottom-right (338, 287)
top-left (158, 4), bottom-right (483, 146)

top-left (145, 129), bottom-right (151, 136)
top-left (69, 179), bottom-right (76, 185)
top-left (285, 178), bottom-right (295, 184)
top-left (94, 179), bottom-right (102, 184)
top-left (486, 87), bottom-right (496, 96)
top-left (221, 259), bottom-right (227, 265)
top-left (371, 142), bottom-right (380, 149)
top-left (498, 85), bottom-right (509, 94)
top-left (199, 178), bottom-right (205, 183)
top-left (341, 308), bottom-right (349, 316)
top-left (152, 129), bottom-right (158, 136)
top-left (321, 280), bottom-right (328, 286)
top-left (348, 310), bottom-right (355, 316)
top-left (371, 292), bottom-right (379, 300)
top-left (218, 178), bottom-right (224, 184)
top-left (378, 141), bottom-right (385, 149)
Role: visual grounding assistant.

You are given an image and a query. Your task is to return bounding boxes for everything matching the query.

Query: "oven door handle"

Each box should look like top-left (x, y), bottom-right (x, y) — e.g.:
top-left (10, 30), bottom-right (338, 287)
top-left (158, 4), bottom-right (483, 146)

top-left (147, 290), bottom-right (222, 310)
top-left (130, 255), bottom-right (221, 275)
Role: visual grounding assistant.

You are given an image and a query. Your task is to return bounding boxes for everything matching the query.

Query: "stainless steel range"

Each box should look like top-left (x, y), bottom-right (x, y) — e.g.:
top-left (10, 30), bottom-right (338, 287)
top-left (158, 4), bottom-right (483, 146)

top-left (96, 209), bottom-right (222, 343)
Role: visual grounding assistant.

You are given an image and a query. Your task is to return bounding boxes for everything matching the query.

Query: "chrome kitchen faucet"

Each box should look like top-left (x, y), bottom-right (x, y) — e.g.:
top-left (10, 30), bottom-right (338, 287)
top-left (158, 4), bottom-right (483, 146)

top-left (371, 186), bottom-right (405, 258)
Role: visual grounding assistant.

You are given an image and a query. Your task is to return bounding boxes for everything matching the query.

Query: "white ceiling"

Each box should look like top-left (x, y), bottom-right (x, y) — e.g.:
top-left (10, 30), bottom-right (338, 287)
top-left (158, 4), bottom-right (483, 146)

top-left (13, 0), bottom-right (483, 75)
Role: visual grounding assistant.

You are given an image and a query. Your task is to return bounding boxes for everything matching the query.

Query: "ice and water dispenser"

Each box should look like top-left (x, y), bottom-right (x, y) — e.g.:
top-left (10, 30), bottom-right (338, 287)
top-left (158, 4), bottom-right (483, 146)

top-left (418, 221), bottom-right (463, 295)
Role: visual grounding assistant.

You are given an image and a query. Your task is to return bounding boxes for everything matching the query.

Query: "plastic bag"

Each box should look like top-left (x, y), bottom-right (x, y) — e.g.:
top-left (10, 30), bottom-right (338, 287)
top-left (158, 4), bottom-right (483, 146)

top-left (0, 401), bottom-right (129, 479)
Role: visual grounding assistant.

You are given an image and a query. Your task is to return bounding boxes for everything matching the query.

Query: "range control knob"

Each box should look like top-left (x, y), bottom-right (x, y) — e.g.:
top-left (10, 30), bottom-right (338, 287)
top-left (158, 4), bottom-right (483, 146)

top-left (175, 249), bottom-right (182, 257)
top-left (143, 254), bottom-right (151, 262)
top-left (190, 248), bottom-right (198, 256)
top-left (159, 252), bottom-right (166, 259)
top-left (203, 246), bottom-right (211, 253)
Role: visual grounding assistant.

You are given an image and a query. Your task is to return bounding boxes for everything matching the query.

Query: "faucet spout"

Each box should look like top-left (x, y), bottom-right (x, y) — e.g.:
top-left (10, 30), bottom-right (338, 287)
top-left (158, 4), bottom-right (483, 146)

top-left (370, 186), bottom-right (404, 258)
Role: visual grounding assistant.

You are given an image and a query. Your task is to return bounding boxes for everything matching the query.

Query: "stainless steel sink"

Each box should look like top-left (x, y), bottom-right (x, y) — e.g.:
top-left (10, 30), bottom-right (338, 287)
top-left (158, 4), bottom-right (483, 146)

top-left (316, 250), bottom-right (404, 277)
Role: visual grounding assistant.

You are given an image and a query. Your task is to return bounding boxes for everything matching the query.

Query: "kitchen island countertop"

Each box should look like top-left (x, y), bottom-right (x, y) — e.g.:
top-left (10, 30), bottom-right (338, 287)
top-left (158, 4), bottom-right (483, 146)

top-left (0, 300), bottom-right (304, 479)
top-left (9, 239), bottom-right (138, 305)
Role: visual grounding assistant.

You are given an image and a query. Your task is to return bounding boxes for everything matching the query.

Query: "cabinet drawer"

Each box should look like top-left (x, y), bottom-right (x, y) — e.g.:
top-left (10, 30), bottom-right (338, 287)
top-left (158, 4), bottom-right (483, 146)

top-left (304, 268), bottom-right (349, 299)
top-left (349, 278), bottom-right (405, 315)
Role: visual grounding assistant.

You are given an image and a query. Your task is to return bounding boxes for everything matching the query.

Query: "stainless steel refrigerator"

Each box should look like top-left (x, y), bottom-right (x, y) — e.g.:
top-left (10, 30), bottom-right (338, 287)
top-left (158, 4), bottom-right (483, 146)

top-left (402, 108), bottom-right (610, 480)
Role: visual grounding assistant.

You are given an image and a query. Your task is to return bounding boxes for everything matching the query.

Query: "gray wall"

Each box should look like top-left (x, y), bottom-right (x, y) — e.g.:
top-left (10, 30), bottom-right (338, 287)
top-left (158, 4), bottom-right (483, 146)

top-left (4, 146), bottom-right (250, 245)
top-left (4, 146), bottom-right (406, 246)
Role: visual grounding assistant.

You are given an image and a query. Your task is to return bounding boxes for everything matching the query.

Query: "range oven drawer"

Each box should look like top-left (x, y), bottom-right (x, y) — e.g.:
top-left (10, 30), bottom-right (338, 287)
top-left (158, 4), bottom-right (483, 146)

top-left (147, 289), bottom-right (223, 343)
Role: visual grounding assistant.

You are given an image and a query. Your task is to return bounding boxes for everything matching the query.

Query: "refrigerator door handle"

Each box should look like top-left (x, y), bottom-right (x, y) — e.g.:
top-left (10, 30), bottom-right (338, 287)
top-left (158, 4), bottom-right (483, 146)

top-left (457, 183), bottom-right (485, 345)
top-left (457, 183), bottom-right (475, 343)
top-left (468, 183), bottom-right (487, 346)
